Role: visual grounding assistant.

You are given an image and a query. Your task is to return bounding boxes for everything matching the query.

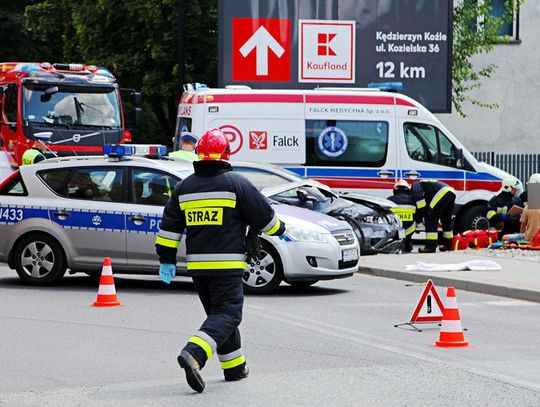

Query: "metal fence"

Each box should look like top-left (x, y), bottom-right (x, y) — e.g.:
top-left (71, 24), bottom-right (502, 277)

top-left (472, 152), bottom-right (540, 184)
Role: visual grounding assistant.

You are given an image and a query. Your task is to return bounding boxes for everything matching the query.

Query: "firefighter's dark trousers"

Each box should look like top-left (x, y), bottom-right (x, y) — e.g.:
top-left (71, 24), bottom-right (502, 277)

top-left (424, 193), bottom-right (456, 250)
top-left (183, 274), bottom-right (247, 379)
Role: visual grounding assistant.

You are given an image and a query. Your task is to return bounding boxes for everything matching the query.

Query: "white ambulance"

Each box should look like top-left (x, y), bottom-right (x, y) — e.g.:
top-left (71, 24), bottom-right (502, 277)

top-left (175, 84), bottom-right (515, 231)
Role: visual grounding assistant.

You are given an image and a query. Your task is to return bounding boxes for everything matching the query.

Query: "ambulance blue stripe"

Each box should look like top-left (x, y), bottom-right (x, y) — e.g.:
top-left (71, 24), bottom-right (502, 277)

top-left (284, 167), bottom-right (501, 182)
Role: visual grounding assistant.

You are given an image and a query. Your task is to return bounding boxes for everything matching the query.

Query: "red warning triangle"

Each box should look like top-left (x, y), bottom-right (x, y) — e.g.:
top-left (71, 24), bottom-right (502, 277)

top-left (410, 280), bottom-right (445, 323)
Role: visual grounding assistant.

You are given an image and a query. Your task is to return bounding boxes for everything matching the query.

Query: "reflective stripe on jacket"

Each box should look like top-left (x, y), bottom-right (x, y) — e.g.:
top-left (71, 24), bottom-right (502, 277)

top-left (411, 180), bottom-right (455, 221)
top-left (156, 160), bottom-right (285, 275)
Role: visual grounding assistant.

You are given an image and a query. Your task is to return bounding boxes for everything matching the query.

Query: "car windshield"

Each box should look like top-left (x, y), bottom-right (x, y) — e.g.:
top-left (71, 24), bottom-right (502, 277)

top-left (23, 84), bottom-right (121, 128)
top-left (270, 185), bottom-right (351, 213)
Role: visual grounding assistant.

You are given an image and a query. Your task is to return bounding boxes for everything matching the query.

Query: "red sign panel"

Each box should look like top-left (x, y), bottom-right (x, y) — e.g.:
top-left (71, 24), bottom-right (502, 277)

top-left (249, 131), bottom-right (268, 149)
top-left (232, 18), bottom-right (291, 82)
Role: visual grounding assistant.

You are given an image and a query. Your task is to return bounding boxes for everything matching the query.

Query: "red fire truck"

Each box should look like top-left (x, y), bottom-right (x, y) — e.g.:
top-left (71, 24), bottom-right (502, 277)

top-left (0, 62), bottom-right (141, 168)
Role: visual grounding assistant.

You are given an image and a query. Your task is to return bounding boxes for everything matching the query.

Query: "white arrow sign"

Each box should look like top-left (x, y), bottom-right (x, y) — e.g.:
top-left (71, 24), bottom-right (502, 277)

top-left (239, 26), bottom-right (285, 76)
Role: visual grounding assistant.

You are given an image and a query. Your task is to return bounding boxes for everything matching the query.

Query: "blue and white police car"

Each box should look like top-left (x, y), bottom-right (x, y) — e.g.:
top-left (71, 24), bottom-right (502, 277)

top-left (0, 145), bottom-right (359, 292)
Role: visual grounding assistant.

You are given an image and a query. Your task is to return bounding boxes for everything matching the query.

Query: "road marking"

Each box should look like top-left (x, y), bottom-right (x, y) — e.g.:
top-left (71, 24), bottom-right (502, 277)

top-left (246, 305), bottom-right (540, 393)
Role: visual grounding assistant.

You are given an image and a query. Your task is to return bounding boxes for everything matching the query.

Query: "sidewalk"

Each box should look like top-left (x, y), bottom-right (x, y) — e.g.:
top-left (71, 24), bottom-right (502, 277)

top-left (357, 250), bottom-right (540, 303)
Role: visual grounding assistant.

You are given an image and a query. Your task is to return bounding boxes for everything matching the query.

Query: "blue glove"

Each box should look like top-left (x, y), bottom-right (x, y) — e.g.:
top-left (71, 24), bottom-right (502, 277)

top-left (279, 233), bottom-right (288, 241)
top-left (159, 263), bottom-right (176, 284)
top-left (501, 213), bottom-right (509, 221)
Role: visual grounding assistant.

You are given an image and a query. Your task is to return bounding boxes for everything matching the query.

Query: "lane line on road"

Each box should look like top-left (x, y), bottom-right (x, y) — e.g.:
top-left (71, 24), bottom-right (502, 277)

top-left (246, 305), bottom-right (540, 393)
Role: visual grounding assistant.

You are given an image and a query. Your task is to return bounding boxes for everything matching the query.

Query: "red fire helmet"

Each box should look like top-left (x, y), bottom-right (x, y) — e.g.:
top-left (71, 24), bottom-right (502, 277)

top-left (197, 128), bottom-right (231, 161)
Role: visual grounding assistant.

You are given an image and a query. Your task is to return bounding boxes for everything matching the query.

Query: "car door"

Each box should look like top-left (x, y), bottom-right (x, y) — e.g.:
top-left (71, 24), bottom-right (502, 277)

top-left (125, 167), bottom-right (187, 270)
top-left (41, 166), bottom-right (128, 267)
top-left (397, 119), bottom-right (465, 197)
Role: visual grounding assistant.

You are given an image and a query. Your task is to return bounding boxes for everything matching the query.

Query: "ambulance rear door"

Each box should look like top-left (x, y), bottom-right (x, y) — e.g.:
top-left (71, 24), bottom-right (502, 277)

top-left (205, 92), bottom-right (306, 164)
top-left (299, 93), bottom-right (399, 198)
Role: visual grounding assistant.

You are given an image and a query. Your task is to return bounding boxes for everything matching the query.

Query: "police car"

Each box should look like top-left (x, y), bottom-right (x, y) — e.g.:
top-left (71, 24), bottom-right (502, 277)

top-left (0, 145), bottom-right (359, 292)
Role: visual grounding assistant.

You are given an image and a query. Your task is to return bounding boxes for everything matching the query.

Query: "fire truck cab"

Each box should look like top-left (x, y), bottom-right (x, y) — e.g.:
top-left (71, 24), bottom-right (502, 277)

top-left (0, 62), bottom-right (141, 169)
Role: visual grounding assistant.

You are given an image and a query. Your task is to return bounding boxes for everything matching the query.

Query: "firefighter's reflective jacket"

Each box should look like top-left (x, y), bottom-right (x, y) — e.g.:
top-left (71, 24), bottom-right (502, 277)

top-left (156, 160), bottom-right (285, 275)
top-left (486, 191), bottom-right (523, 225)
top-left (411, 180), bottom-right (455, 222)
top-left (388, 192), bottom-right (416, 237)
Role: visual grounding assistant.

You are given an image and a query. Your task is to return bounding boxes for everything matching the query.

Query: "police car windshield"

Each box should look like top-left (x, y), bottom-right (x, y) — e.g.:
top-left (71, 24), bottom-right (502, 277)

top-left (23, 84), bottom-right (121, 128)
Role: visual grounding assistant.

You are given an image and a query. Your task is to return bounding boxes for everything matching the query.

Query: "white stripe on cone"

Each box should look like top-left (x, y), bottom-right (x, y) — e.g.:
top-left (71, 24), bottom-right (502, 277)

top-left (440, 320), bottom-right (464, 333)
top-left (98, 285), bottom-right (117, 295)
top-left (101, 265), bottom-right (113, 276)
top-left (445, 297), bottom-right (458, 309)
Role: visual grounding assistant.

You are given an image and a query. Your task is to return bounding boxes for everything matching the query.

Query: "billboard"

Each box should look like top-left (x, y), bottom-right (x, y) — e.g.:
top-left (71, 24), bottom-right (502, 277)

top-left (218, 0), bottom-right (452, 112)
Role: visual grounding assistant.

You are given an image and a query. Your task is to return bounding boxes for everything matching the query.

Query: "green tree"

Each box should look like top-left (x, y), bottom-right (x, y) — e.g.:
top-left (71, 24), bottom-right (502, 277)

top-left (452, 0), bottom-right (524, 116)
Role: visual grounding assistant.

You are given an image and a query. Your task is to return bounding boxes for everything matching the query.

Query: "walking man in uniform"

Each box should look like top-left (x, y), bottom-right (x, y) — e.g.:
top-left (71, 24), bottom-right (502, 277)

top-left (411, 180), bottom-right (456, 253)
top-left (387, 179), bottom-right (416, 253)
top-left (155, 128), bottom-right (286, 393)
top-left (21, 137), bottom-right (49, 165)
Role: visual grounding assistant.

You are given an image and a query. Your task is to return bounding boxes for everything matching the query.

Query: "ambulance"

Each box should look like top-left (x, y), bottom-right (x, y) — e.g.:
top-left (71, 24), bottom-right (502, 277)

top-left (175, 83), bottom-right (516, 232)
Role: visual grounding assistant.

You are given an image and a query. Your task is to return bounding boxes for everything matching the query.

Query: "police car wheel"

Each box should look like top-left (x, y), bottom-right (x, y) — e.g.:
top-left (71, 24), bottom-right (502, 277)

top-left (14, 234), bottom-right (66, 286)
top-left (243, 241), bottom-right (283, 294)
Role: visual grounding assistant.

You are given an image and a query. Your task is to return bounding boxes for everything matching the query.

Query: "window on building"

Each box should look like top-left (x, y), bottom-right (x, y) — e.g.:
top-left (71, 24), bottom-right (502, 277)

top-left (488, 0), bottom-right (519, 40)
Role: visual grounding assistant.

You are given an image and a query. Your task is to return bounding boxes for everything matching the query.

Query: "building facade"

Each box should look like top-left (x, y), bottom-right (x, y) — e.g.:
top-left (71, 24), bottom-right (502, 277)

top-left (436, 0), bottom-right (540, 154)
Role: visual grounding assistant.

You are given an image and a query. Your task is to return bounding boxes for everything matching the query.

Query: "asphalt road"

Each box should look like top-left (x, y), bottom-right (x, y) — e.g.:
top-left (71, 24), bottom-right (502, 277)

top-left (1, 265), bottom-right (539, 406)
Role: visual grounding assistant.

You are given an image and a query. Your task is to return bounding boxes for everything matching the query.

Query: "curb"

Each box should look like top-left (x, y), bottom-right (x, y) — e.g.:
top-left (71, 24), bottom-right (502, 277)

top-left (357, 266), bottom-right (540, 303)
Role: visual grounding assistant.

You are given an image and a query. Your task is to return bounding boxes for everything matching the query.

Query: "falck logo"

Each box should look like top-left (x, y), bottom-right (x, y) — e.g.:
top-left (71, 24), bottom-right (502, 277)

top-left (249, 131), bottom-right (268, 149)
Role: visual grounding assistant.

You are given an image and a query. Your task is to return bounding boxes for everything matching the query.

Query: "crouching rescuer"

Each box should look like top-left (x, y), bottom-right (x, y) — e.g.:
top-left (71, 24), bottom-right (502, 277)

top-left (412, 180), bottom-right (456, 253)
top-left (155, 128), bottom-right (286, 393)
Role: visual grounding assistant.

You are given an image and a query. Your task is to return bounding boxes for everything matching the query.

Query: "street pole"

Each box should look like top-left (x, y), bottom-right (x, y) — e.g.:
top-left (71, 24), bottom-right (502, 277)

top-left (178, 0), bottom-right (185, 85)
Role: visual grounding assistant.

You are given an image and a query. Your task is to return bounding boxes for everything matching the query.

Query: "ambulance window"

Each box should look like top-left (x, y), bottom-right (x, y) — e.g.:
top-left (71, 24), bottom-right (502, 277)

top-left (131, 168), bottom-right (179, 206)
top-left (306, 120), bottom-right (389, 167)
top-left (404, 123), bottom-right (458, 168)
top-left (175, 117), bottom-right (192, 151)
top-left (232, 167), bottom-right (289, 190)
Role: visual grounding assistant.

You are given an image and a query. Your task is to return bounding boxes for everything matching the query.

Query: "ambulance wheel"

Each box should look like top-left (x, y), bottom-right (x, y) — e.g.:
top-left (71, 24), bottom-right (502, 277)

top-left (13, 234), bottom-right (66, 286)
top-left (458, 205), bottom-right (488, 232)
top-left (287, 280), bottom-right (319, 289)
top-left (243, 241), bottom-right (283, 294)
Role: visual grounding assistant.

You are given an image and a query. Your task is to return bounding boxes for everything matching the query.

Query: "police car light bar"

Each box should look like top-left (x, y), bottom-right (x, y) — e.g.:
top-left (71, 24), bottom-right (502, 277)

top-left (103, 144), bottom-right (167, 158)
top-left (367, 82), bottom-right (403, 92)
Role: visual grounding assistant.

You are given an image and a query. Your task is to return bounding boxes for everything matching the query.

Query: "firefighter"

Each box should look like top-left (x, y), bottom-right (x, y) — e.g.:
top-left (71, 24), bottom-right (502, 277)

top-left (21, 138), bottom-right (48, 165)
top-left (387, 179), bottom-right (416, 253)
top-left (169, 132), bottom-right (198, 162)
top-left (411, 180), bottom-right (456, 253)
top-left (486, 177), bottom-right (523, 235)
top-left (155, 128), bottom-right (286, 393)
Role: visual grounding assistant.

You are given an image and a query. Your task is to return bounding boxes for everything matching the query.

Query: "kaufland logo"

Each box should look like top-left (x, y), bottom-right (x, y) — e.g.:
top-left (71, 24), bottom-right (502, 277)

top-left (249, 131), bottom-right (268, 149)
top-left (317, 33), bottom-right (337, 56)
top-left (299, 20), bottom-right (355, 83)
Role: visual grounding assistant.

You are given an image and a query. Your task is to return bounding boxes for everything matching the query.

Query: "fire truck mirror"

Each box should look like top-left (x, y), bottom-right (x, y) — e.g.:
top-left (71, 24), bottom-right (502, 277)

top-left (40, 86), bottom-right (59, 103)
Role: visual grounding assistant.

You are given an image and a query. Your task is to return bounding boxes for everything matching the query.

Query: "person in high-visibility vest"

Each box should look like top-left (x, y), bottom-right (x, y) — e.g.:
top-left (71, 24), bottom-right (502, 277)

top-left (387, 179), bottom-right (416, 253)
top-left (486, 177), bottom-right (523, 235)
top-left (21, 139), bottom-right (48, 165)
top-left (169, 132), bottom-right (198, 162)
top-left (156, 128), bottom-right (286, 393)
top-left (411, 180), bottom-right (456, 253)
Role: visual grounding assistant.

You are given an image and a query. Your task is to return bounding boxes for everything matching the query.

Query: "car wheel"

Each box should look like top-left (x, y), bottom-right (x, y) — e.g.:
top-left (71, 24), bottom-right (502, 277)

top-left (458, 204), bottom-right (488, 232)
top-left (243, 241), bottom-right (283, 294)
top-left (287, 280), bottom-right (319, 289)
top-left (13, 234), bottom-right (67, 286)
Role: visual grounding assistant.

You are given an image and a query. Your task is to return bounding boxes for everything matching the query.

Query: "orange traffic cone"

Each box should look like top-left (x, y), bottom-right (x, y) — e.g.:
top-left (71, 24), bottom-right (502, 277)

top-left (433, 287), bottom-right (469, 348)
top-left (92, 257), bottom-right (122, 307)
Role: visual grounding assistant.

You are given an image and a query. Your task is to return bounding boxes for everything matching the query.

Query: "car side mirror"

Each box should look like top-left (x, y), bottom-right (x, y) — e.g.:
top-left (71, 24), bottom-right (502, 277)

top-left (456, 148), bottom-right (464, 168)
top-left (297, 189), bottom-right (316, 202)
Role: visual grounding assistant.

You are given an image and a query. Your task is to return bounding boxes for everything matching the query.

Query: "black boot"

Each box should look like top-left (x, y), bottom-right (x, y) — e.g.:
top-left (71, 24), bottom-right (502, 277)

top-left (439, 245), bottom-right (451, 252)
top-left (418, 246), bottom-right (436, 253)
top-left (177, 350), bottom-right (205, 393)
top-left (225, 365), bottom-right (249, 382)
